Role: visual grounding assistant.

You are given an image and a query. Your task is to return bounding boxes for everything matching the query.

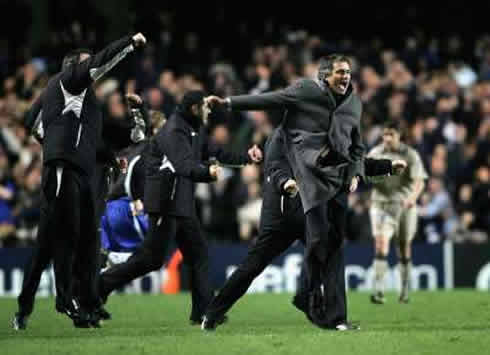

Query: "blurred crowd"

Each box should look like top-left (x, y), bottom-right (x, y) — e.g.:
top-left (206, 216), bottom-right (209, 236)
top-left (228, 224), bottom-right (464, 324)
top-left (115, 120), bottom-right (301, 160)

top-left (0, 19), bottom-right (489, 247)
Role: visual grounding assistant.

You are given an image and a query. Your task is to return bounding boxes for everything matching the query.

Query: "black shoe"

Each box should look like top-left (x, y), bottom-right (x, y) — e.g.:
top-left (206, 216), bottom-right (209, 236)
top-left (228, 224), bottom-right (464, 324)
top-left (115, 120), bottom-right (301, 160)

top-left (70, 306), bottom-right (91, 328)
top-left (88, 312), bottom-right (102, 328)
top-left (56, 297), bottom-right (81, 317)
top-left (95, 306), bottom-right (112, 321)
top-left (334, 322), bottom-right (361, 331)
top-left (71, 310), bottom-right (102, 329)
top-left (56, 298), bottom-right (98, 328)
top-left (201, 315), bottom-right (221, 332)
top-left (12, 313), bottom-right (29, 330)
top-left (399, 294), bottom-right (410, 304)
top-left (370, 292), bottom-right (386, 305)
top-left (194, 314), bottom-right (227, 327)
top-left (72, 315), bottom-right (92, 328)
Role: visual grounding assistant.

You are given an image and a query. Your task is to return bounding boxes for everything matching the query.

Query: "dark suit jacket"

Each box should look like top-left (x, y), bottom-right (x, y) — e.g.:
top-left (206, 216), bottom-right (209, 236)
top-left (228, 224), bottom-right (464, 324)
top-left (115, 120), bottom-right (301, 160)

top-left (260, 128), bottom-right (302, 235)
top-left (145, 112), bottom-right (250, 217)
top-left (230, 78), bottom-right (364, 212)
top-left (27, 36), bottom-right (135, 177)
top-left (261, 127), bottom-right (392, 238)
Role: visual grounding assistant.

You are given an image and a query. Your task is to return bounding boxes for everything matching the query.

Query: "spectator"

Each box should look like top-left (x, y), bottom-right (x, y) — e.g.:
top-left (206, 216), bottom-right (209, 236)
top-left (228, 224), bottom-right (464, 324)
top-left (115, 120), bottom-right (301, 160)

top-left (237, 165), bottom-right (262, 242)
top-left (12, 161), bottom-right (41, 245)
top-left (1, 9), bottom-right (489, 245)
top-left (0, 148), bottom-right (16, 245)
top-left (419, 177), bottom-right (457, 243)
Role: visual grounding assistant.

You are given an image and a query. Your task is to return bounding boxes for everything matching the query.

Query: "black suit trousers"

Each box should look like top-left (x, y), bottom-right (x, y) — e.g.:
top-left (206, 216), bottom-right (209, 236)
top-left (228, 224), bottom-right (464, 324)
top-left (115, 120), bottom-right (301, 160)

top-left (17, 194), bottom-right (51, 316)
top-left (304, 193), bottom-right (347, 328)
top-left (205, 200), bottom-right (305, 321)
top-left (17, 165), bottom-right (99, 314)
top-left (100, 213), bottom-right (213, 321)
top-left (73, 164), bottom-right (111, 303)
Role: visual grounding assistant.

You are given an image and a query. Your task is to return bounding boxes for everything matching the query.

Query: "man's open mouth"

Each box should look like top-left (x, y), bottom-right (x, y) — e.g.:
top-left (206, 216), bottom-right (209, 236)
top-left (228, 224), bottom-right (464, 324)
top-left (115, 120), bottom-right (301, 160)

top-left (338, 82), bottom-right (348, 91)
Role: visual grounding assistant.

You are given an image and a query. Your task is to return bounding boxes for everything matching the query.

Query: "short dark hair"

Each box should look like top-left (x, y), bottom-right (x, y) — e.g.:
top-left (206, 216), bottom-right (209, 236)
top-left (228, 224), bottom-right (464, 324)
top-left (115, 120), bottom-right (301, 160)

top-left (62, 48), bottom-right (93, 70)
top-left (317, 54), bottom-right (352, 80)
top-left (383, 120), bottom-right (401, 132)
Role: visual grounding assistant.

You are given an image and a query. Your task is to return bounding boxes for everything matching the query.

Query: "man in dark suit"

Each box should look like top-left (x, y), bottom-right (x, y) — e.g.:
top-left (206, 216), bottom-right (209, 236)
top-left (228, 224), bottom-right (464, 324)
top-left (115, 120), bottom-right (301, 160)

top-left (15, 93), bottom-right (148, 327)
top-left (13, 33), bottom-right (147, 330)
top-left (202, 126), bottom-right (406, 331)
top-left (99, 91), bottom-right (263, 324)
top-left (206, 54), bottom-right (365, 329)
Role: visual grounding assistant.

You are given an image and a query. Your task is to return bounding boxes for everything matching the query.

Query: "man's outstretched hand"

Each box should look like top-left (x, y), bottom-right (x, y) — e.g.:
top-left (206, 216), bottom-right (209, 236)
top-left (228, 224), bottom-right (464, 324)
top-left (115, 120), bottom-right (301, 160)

top-left (205, 95), bottom-right (228, 108)
top-left (248, 144), bottom-right (263, 163)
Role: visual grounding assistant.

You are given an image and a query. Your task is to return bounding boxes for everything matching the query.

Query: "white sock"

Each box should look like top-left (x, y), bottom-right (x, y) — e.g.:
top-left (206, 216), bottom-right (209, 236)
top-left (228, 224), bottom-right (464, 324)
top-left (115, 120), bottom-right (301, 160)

top-left (400, 261), bottom-right (411, 295)
top-left (373, 257), bottom-right (388, 293)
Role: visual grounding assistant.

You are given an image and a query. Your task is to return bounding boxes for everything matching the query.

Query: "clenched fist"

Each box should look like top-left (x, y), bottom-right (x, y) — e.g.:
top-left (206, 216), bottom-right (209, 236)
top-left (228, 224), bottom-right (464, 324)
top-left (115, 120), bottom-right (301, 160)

top-left (205, 95), bottom-right (228, 108)
top-left (209, 164), bottom-right (221, 180)
top-left (283, 179), bottom-right (299, 197)
top-left (130, 199), bottom-right (144, 216)
top-left (248, 144), bottom-right (263, 163)
top-left (132, 33), bottom-right (147, 47)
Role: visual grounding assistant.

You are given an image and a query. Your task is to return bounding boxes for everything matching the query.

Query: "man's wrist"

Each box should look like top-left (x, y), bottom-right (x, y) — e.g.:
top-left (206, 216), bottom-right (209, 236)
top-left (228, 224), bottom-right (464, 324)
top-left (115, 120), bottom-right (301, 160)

top-left (131, 35), bottom-right (138, 47)
top-left (224, 97), bottom-right (232, 111)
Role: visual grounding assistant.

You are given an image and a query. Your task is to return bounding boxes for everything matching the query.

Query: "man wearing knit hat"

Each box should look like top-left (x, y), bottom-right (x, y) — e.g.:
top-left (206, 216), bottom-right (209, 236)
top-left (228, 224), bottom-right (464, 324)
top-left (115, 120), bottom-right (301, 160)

top-left (99, 90), bottom-right (262, 324)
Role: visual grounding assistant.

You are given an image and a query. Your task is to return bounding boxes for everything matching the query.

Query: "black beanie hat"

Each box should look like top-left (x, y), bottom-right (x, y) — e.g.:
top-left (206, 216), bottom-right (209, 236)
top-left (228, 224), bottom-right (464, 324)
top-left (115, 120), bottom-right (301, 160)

top-left (180, 90), bottom-right (205, 112)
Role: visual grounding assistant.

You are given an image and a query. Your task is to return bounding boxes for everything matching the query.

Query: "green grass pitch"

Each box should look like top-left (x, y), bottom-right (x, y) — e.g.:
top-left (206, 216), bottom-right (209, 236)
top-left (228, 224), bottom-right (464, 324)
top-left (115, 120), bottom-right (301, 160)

top-left (1, 291), bottom-right (490, 355)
